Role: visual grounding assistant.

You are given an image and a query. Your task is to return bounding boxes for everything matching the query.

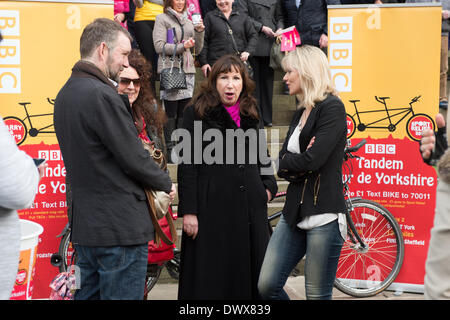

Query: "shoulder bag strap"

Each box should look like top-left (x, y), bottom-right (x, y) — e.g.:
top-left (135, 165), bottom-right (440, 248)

top-left (224, 19), bottom-right (240, 55)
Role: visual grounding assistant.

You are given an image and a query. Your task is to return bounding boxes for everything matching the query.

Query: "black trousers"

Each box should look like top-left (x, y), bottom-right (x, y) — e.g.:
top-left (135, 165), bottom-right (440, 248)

top-left (134, 20), bottom-right (157, 91)
top-left (250, 56), bottom-right (274, 125)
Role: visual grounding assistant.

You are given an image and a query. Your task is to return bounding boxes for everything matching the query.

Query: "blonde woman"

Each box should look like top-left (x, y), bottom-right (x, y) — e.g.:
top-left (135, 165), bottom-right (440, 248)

top-left (258, 45), bottom-right (347, 300)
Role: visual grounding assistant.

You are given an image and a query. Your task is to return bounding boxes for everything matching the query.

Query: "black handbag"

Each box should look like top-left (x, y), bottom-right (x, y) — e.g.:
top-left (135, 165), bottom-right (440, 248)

top-left (160, 43), bottom-right (187, 90)
top-left (224, 20), bottom-right (254, 79)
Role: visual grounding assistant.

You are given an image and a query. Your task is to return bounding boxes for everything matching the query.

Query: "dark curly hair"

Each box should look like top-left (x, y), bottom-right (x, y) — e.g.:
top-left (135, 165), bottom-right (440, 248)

top-left (127, 49), bottom-right (167, 137)
top-left (189, 54), bottom-right (259, 120)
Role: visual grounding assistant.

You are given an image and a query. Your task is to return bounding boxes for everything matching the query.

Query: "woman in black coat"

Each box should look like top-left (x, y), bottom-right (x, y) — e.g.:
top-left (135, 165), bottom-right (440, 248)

top-left (238, 0), bottom-right (277, 126)
top-left (176, 55), bottom-right (278, 299)
top-left (258, 45), bottom-right (347, 300)
top-left (198, 0), bottom-right (258, 77)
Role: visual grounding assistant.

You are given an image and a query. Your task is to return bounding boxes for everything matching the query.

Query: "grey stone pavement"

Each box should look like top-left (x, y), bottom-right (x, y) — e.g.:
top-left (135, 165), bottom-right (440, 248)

top-left (147, 276), bottom-right (425, 300)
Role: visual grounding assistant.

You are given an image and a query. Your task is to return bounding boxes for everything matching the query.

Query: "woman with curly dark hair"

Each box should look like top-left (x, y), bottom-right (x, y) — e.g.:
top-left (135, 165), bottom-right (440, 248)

top-left (118, 49), bottom-right (167, 152)
top-left (177, 54), bottom-right (277, 299)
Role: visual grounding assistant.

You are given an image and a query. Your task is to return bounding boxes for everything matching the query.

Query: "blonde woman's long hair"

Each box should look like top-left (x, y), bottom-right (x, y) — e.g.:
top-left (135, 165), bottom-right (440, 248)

top-left (281, 45), bottom-right (338, 109)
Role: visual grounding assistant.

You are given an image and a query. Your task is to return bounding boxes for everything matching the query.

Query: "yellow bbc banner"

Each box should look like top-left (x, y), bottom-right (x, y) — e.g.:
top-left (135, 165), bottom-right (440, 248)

top-left (328, 4), bottom-right (441, 293)
top-left (0, 0), bottom-right (113, 299)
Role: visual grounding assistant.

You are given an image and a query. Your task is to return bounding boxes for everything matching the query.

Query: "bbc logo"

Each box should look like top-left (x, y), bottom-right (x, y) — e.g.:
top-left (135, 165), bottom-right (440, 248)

top-left (0, 10), bottom-right (21, 94)
top-left (38, 150), bottom-right (63, 161)
top-left (365, 144), bottom-right (396, 155)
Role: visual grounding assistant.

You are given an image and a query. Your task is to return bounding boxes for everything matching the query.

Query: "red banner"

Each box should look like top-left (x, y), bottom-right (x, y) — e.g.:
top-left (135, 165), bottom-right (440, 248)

top-left (346, 136), bottom-right (437, 286)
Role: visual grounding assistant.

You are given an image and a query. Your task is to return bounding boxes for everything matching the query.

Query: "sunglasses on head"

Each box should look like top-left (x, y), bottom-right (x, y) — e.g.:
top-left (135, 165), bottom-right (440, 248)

top-left (120, 77), bottom-right (141, 86)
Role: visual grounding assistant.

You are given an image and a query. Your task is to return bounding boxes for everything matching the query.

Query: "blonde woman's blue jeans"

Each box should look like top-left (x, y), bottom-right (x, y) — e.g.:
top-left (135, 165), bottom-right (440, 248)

top-left (258, 215), bottom-right (343, 300)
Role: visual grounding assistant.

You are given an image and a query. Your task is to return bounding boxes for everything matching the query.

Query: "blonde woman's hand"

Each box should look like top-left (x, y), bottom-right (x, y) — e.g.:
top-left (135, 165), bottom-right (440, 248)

top-left (307, 136), bottom-right (315, 150)
top-left (183, 214), bottom-right (198, 239)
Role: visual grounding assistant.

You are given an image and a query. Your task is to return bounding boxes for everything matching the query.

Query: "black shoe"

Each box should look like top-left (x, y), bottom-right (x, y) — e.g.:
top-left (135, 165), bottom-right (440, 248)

top-left (439, 101), bottom-right (448, 110)
top-left (265, 122), bottom-right (273, 127)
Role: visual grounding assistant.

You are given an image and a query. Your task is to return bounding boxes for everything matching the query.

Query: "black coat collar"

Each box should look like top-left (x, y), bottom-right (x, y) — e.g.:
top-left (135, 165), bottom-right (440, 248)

top-left (202, 103), bottom-right (260, 131)
top-left (71, 60), bottom-right (117, 91)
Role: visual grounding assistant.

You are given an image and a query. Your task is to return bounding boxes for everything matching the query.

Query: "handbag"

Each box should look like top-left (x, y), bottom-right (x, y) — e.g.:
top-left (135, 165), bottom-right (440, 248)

top-left (160, 43), bottom-right (187, 90)
top-left (141, 139), bottom-right (178, 246)
top-left (269, 36), bottom-right (284, 71)
top-left (148, 207), bottom-right (176, 265)
top-left (224, 20), bottom-right (254, 79)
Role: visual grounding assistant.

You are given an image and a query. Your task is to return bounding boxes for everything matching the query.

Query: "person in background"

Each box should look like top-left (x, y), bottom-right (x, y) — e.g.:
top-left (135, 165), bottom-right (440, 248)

top-left (258, 45), bottom-right (347, 300)
top-left (133, 0), bottom-right (165, 91)
top-left (238, 0), bottom-right (277, 127)
top-left (153, 0), bottom-right (205, 163)
top-left (420, 111), bottom-right (450, 299)
top-left (197, 0), bottom-right (258, 78)
top-left (0, 30), bottom-right (44, 300)
top-left (0, 117), bottom-right (44, 300)
top-left (118, 49), bottom-right (167, 152)
top-left (54, 18), bottom-right (173, 300)
top-left (275, 0), bottom-right (341, 51)
top-left (177, 54), bottom-right (277, 299)
top-left (114, 0), bottom-right (130, 30)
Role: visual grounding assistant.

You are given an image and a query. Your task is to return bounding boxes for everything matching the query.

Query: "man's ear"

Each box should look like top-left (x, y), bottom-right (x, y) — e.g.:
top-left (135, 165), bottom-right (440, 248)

top-left (98, 41), bottom-right (108, 62)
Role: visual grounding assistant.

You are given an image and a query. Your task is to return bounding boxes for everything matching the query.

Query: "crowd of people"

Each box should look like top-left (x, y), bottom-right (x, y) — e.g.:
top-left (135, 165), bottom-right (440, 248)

top-left (1, 0), bottom-right (450, 301)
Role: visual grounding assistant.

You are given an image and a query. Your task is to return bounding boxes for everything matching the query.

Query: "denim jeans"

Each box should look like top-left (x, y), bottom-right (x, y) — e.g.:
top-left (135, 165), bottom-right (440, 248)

top-left (258, 215), bottom-right (343, 300)
top-left (74, 243), bottom-right (148, 300)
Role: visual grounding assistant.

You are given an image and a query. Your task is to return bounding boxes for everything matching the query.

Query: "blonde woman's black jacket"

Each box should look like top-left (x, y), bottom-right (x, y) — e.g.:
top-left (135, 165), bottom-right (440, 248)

top-left (277, 94), bottom-right (347, 229)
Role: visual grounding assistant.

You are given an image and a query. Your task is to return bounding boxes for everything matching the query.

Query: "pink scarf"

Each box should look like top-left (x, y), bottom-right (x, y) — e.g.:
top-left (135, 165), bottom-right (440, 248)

top-left (223, 100), bottom-right (241, 127)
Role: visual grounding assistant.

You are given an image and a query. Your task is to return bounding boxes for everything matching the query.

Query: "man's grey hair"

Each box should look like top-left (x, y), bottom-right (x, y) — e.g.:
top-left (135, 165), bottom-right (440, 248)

top-left (80, 18), bottom-right (132, 59)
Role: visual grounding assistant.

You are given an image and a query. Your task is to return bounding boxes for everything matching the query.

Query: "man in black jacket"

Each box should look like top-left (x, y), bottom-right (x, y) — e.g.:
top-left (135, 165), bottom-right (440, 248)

top-left (54, 18), bottom-right (174, 300)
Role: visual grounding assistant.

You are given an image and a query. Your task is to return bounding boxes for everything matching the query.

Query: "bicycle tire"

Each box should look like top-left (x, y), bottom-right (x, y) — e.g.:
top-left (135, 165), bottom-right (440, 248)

top-left (334, 199), bottom-right (404, 297)
top-left (165, 248), bottom-right (180, 280)
top-left (144, 264), bottom-right (163, 299)
top-left (405, 113), bottom-right (435, 142)
top-left (2, 116), bottom-right (27, 145)
top-left (58, 230), bottom-right (74, 273)
top-left (346, 113), bottom-right (356, 139)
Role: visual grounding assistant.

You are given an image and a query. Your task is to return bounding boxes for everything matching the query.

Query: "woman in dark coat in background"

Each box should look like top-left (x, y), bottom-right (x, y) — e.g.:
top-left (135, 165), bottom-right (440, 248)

top-left (197, 0), bottom-right (258, 77)
top-left (238, 0), bottom-right (278, 127)
top-left (176, 55), bottom-right (278, 299)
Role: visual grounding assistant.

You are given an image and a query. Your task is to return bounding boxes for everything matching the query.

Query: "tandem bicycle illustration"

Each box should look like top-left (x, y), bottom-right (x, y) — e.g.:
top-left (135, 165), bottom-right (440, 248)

top-left (346, 95), bottom-right (435, 141)
top-left (3, 98), bottom-right (55, 145)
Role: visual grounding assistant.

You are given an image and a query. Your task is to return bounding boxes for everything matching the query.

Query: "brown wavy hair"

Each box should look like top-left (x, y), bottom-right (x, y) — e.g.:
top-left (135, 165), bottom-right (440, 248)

top-left (189, 54), bottom-right (259, 119)
top-left (127, 49), bottom-right (167, 136)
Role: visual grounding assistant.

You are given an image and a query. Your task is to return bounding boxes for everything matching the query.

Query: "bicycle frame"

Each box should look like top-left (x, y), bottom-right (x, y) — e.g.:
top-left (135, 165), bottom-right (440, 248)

top-left (350, 96), bottom-right (419, 131)
top-left (18, 101), bottom-right (55, 137)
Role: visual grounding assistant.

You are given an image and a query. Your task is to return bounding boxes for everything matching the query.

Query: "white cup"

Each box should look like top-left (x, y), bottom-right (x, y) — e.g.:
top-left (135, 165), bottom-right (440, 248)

top-left (191, 13), bottom-right (201, 26)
